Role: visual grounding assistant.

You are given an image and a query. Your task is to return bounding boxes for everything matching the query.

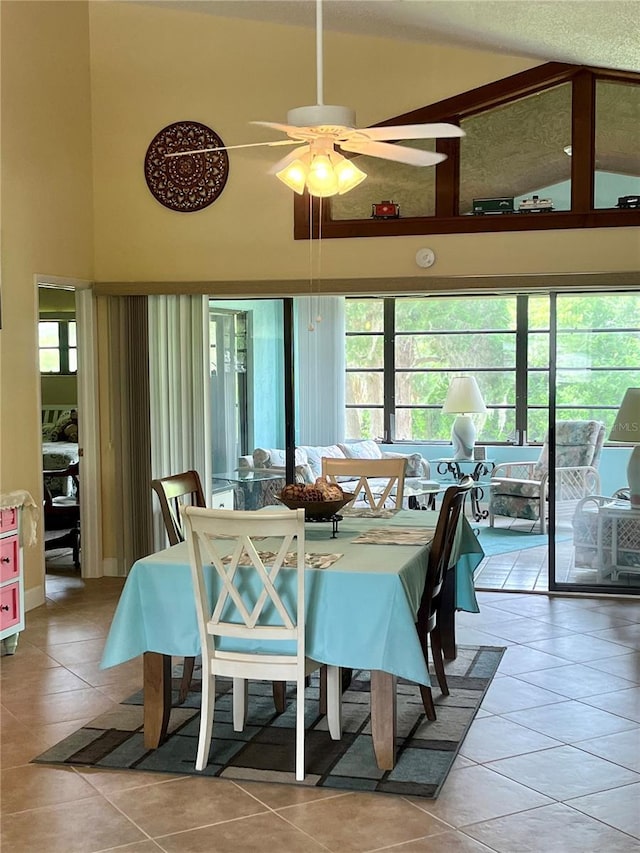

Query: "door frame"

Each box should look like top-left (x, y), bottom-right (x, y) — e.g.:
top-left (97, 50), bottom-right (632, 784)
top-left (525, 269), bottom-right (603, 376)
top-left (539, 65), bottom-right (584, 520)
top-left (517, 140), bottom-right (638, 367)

top-left (37, 275), bottom-right (103, 579)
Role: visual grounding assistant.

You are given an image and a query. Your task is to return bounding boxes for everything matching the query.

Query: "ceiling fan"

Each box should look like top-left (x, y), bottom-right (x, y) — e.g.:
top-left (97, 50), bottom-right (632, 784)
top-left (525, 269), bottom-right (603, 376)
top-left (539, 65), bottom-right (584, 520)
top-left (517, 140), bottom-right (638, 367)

top-left (169, 0), bottom-right (464, 197)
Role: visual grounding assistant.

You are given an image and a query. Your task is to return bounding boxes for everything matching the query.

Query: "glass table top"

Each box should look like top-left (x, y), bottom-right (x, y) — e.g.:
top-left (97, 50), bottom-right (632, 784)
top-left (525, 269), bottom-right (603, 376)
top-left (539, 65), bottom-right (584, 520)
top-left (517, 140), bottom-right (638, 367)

top-left (212, 470), bottom-right (286, 485)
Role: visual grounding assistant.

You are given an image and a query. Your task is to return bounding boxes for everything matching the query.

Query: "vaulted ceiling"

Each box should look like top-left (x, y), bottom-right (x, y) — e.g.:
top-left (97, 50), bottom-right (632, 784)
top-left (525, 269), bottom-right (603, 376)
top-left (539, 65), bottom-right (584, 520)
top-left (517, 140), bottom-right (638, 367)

top-left (137, 1), bottom-right (640, 73)
top-left (133, 1), bottom-right (639, 218)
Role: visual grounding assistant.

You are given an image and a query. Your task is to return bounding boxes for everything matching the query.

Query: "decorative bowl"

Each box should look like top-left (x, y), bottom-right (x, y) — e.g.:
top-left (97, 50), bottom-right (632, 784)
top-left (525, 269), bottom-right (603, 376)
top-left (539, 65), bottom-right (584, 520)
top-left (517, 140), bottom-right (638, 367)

top-left (275, 492), bottom-right (355, 521)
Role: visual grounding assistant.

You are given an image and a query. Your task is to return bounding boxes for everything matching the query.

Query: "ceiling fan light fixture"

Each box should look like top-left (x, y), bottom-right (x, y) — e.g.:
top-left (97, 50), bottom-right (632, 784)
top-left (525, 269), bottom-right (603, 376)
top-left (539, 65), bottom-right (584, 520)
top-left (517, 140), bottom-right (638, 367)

top-left (334, 156), bottom-right (367, 194)
top-left (275, 159), bottom-right (308, 194)
top-left (306, 152), bottom-right (340, 197)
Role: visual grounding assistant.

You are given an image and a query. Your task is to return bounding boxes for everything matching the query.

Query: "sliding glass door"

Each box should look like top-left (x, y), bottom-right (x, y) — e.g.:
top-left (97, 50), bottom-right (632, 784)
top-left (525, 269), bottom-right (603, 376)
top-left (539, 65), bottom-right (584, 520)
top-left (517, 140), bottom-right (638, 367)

top-left (209, 298), bottom-right (287, 509)
top-left (550, 292), bottom-right (640, 594)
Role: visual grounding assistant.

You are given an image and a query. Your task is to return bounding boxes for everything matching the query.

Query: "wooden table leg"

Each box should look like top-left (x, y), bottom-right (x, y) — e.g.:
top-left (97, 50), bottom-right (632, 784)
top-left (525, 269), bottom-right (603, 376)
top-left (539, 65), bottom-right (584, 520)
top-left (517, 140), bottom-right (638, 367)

top-left (143, 651), bottom-right (172, 748)
top-left (272, 680), bottom-right (287, 713)
top-left (370, 670), bottom-right (397, 770)
top-left (439, 567), bottom-right (457, 660)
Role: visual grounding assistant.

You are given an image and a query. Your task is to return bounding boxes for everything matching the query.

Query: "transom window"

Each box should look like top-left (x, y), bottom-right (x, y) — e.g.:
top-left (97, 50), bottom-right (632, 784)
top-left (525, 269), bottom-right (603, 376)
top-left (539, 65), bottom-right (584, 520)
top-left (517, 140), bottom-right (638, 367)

top-left (296, 64), bottom-right (640, 240)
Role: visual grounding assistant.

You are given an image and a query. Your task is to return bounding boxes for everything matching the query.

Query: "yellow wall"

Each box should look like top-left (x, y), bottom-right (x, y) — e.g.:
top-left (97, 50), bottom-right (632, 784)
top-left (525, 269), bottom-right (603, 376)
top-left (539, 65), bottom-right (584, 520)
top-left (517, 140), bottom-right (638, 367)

top-left (0, 1), bottom-right (94, 595)
top-left (89, 2), bottom-right (639, 284)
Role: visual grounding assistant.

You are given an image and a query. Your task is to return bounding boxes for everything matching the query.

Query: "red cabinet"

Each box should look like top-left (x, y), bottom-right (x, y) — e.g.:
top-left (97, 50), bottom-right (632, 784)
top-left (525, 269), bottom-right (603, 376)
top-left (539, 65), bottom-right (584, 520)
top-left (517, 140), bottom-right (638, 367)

top-left (0, 506), bottom-right (23, 654)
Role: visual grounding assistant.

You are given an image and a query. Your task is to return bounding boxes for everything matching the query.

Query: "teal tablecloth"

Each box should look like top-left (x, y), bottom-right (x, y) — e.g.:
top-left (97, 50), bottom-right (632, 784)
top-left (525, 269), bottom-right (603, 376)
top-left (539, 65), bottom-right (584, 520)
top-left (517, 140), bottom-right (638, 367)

top-left (100, 510), bottom-right (483, 687)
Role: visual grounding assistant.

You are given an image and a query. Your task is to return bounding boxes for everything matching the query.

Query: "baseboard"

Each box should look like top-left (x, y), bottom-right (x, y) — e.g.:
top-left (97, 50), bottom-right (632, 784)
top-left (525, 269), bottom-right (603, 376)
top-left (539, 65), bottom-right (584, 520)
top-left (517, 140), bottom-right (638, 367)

top-left (24, 584), bottom-right (46, 612)
top-left (102, 557), bottom-right (125, 577)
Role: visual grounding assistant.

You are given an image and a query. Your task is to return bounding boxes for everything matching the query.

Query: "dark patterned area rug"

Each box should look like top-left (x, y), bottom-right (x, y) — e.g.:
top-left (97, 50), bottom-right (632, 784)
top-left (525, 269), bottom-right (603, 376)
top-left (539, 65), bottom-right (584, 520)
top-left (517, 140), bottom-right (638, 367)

top-left (33, 645), bottom-right (504, 799)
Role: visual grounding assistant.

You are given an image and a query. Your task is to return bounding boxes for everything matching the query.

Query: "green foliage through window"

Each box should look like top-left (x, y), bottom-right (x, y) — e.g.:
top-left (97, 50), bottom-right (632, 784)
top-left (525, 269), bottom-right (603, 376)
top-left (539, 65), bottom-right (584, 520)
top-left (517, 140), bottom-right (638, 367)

top-left (345, 293), bottom-right (640, 445)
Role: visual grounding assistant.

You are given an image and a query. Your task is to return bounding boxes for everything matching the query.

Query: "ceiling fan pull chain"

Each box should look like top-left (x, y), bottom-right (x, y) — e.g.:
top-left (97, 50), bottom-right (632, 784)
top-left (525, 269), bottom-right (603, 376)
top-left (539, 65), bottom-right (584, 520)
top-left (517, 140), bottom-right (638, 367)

top-left (316, 197), bottom-right (323, 324)
top-left (308, 193), bottom-right (315, 331)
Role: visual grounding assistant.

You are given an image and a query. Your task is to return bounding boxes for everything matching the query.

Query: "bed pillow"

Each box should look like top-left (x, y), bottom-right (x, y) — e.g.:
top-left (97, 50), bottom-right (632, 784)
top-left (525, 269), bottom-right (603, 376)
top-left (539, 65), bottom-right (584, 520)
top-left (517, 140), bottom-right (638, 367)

top-left (51, 410), bottom-right (78, 442)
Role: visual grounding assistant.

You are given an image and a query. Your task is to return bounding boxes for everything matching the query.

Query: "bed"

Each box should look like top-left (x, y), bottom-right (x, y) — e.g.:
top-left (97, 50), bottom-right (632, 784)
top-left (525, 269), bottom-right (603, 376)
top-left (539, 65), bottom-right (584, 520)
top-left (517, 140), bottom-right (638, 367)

top-left (42, 406), bottom-right (79, 497)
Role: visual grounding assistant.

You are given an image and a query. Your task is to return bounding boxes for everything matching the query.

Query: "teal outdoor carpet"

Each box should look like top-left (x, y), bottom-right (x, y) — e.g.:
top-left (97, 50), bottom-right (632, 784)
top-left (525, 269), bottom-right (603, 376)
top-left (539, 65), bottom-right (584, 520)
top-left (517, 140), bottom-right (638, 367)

top-left (477, 526), bottom-right (569, 557)
top-left (33, 645), bottom-right (504, 799)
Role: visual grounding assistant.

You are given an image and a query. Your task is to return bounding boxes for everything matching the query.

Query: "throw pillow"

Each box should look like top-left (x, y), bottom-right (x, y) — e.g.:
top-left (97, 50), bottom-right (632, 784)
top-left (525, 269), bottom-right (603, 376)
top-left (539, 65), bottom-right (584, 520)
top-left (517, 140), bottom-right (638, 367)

top-left (298, 444), bottom-right (345, 480)
top-left (253, 448), bottom-right (271, 468)
top-left (338, 440), bottom-right (383, 460)
top-left (382, 451), bottom-right (424, 477)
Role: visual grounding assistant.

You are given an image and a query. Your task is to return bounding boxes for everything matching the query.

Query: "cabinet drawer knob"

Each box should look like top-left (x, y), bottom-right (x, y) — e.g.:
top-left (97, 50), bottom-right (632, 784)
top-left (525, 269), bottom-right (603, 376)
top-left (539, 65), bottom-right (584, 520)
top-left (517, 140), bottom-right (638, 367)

top-left (0, 604), bottom-right (9, 611)
top-left (1, 557), bottom-right (10, 564)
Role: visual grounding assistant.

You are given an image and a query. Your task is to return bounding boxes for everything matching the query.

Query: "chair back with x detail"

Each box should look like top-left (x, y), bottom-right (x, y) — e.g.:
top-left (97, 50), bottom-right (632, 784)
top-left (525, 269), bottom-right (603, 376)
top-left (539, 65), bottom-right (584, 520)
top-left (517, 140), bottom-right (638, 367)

top-left (321, 456), bottom-right (407, 510)
top-left (417, 476), bottom-right (474, 721)
top-left (151, 470), bottom-right (289, 713)
top-left (182, 506), bottom-right (342, 779)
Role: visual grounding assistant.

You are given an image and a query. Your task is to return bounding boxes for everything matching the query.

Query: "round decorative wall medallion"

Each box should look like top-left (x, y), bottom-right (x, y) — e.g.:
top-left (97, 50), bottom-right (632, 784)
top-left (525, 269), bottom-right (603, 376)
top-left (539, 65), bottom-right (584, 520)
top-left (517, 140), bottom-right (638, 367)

top-left (144, 121), bottom-right (230, 212)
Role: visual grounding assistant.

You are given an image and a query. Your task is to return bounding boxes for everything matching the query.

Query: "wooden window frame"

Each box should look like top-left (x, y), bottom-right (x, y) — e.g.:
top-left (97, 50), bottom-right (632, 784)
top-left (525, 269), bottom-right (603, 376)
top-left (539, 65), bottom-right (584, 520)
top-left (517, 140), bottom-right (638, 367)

top-left (293, 63), bottom-right (640, 240)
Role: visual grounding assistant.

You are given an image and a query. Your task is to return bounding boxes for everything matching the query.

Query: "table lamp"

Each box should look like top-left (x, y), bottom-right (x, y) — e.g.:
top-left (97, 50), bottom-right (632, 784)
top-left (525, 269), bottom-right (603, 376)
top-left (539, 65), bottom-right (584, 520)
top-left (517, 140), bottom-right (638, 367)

top-left (608, 387), bottom-right (640, 507)
top-left (442, 376), bottom-right (487, 461)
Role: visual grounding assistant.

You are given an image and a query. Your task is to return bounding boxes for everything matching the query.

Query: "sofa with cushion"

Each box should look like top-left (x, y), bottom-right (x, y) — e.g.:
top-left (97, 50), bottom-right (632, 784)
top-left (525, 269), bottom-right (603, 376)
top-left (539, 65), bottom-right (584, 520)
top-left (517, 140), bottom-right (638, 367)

top-left (237, 440), bottom-right (431, 507)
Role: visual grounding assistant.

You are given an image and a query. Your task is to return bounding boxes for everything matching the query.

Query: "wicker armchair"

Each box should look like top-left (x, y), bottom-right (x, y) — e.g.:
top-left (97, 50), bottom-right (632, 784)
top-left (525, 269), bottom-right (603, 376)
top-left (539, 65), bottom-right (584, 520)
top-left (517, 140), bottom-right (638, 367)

top-left (489, 421), bottom-right (605, 534)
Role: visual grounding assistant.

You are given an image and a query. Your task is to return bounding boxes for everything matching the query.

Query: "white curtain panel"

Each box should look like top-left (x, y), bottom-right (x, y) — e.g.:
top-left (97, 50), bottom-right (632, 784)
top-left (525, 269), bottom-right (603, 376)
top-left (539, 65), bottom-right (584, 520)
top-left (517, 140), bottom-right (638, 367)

top-left (295, 296), bottom-right (346, 446)
top-left (148, 295), bottom-right (212, 548)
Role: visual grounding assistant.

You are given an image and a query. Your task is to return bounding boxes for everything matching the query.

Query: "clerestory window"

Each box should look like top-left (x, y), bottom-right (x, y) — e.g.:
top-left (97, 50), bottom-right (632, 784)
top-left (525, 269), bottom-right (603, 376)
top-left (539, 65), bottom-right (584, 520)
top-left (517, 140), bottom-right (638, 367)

top-left (295, 63), bottom-right (640, 240)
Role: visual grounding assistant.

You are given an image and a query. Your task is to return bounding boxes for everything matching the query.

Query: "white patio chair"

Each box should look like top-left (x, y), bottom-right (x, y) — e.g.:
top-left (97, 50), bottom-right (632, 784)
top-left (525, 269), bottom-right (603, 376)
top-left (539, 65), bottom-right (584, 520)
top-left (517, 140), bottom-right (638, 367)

top-left (182, 505), bottom-right (342, 779)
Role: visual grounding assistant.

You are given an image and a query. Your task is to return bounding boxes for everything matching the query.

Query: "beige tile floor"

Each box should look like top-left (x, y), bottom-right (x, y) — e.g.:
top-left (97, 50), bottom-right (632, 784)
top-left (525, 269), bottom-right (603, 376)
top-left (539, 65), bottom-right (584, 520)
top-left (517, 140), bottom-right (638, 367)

top-left (471, 512), bottom-right (640, 593)
top-left (1, 557), bottom-right (639, 852)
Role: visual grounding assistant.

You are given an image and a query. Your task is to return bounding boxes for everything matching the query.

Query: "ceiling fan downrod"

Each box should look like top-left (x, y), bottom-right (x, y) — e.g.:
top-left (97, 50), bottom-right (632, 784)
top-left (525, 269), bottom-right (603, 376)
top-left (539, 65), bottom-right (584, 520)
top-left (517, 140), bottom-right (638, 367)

top-left (286, 0), bottom-right (356, 130)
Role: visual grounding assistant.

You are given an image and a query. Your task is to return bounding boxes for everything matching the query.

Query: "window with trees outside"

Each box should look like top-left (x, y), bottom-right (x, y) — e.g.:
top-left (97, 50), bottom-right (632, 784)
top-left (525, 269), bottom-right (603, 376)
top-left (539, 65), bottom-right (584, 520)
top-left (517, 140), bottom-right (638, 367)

top-left (39, 320), bottom-right (77, 374)
top-left (345, 292), bottom-right (640, 445)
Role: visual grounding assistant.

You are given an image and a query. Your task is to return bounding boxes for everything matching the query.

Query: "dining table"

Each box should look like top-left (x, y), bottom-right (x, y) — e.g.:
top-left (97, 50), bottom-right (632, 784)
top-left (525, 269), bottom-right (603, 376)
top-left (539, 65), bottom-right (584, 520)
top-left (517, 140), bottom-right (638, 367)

top-left (100, 508), bottom-right (484, 770)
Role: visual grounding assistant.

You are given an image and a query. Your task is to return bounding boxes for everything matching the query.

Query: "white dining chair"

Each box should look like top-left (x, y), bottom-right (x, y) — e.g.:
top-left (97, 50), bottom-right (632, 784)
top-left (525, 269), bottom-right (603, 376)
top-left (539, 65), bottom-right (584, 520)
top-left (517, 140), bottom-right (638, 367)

top-left (322, 456), bottom-right (407, 510)
top-left (182, 505), bottom-right (342, 779)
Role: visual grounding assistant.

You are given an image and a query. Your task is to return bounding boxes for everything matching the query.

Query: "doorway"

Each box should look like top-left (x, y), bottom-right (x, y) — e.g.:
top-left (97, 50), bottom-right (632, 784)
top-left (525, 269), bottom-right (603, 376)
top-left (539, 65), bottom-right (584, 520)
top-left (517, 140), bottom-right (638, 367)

top-left (39, 286), bottom-right (80, 575)
top-left (37, 280), bottom-right (102, 580)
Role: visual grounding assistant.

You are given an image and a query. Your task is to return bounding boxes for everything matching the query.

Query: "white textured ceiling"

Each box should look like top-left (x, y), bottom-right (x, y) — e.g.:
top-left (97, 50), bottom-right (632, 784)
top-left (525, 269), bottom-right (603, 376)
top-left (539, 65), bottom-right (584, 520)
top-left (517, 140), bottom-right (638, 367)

top-left (136, 1), bottom-right (640, 72)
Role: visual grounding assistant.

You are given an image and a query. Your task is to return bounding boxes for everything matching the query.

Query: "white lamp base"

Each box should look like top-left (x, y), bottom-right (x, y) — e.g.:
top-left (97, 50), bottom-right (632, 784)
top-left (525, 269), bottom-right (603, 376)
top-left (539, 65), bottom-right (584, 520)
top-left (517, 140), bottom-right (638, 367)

top-left (628, 444), bottom-right (640, 507)
top-left (451, 415), bottom-right (476, 461)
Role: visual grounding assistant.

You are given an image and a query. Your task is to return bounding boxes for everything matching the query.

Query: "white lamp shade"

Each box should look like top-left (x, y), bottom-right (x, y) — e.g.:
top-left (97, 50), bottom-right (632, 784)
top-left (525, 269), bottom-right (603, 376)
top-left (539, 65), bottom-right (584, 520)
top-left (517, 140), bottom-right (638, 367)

top-left (608, 388), bottom-right (640, 443)
top-left (442, 376), bottom-right (487, 415)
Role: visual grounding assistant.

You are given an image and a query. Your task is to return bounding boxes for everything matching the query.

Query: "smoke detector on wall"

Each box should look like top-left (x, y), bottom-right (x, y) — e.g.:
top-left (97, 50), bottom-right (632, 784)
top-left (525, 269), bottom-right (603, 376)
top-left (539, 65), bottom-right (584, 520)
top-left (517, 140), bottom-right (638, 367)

top-left (416, 248), bottom-right (436, 268)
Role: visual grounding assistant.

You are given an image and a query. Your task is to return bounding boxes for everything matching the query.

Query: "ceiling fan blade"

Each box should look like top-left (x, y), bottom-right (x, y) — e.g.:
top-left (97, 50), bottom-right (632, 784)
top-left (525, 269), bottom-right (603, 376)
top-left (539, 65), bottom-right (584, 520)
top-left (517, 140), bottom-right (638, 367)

top-left (166, 139), bottom-right (299, 158)
top-left (340, 140), bottom-right (447, 167)
top-left (251, 120), bottom-right (302, 135)
top-left (362, 123), bottom-right (465, 141)
top-left (269, 145), bottom-right (311, 174)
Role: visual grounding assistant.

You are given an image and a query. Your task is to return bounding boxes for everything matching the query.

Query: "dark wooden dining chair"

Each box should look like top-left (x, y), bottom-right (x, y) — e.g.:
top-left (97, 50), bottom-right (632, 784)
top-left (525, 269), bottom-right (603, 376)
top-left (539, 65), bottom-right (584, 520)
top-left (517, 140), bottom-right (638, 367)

top-left (43, 462), bottom-right (81, 569)
top-left (151, 470), bottom-right (287, 713)
top-left (151, 470), bottom-right (206, 549)
top-left (417, 476), bottom-right (474, 721)
top-left (151, 470), bottom-right (207, 705)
